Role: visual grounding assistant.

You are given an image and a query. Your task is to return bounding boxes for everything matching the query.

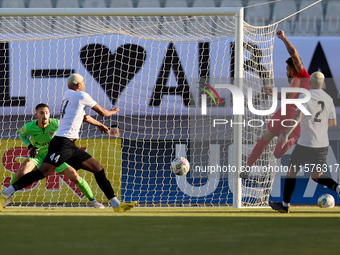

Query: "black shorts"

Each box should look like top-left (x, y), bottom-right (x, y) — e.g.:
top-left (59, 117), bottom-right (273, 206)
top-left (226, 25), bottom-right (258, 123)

top-left (42, 136), bottom-right (92, 170)
top-left (289, 144), bottom-right (328, 171)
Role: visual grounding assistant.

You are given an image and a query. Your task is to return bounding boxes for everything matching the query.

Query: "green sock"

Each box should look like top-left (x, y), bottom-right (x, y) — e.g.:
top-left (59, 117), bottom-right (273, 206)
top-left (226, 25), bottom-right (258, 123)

top-left (10, 174), bottom-right (18, 186)
top-left (76, 177), bottom-right (95, 201)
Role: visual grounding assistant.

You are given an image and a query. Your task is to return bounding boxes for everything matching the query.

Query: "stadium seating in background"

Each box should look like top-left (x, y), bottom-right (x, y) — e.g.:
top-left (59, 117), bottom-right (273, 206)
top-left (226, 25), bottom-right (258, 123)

top-left (193, 0), bottom-right (216, 8)
top-left (272, 0), bottom-right (297, 36)
top-left (83, 0), bottom-right (106, 8)
top-left (299, 0), bottom-right (323, 17)
top-left (245, 1), bottom-right (270, 26)
top-left (322, 0), bottom-right (340, 35)
top-left (2, 0), bottom-right (25, 8)
top-left (2, 0), bottom-right (340, 36)
top-left (325, 0), bottom-right (340, 19)
top-left (138, 0), bottom-right (160, 8)
top-left (295, 0), bottom-right (323, 35)
top-left (165, 0), bottom-right (187, 7)
top-left (110, 0), bottom-right (133, 8)
top-left (29, 0), bottom-right (52, 8)
top-left (220, 0), bottom-right (243, 8)
top-left (56, 0), bottom-right (79, 8)
top-left (272, 1), bottom-right (297, 22)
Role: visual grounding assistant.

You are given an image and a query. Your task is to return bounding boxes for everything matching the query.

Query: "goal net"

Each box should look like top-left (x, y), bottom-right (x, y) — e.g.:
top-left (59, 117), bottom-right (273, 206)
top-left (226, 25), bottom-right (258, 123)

top-left (0, 8), bottom-right (278, 208)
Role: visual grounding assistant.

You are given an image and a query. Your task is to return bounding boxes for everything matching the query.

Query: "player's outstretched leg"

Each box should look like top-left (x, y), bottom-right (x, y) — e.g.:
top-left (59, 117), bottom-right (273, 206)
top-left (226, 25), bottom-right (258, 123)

top-left (81, 157), bottom-right (137, 212)
top-left (61, 167), bottom-right (105, 209)
top-left (242, 129), bottom-right (275, 179)
top-left (93, 169), bottom-right (137, 212)
top-left (246, 137), bottom-right (269, 167)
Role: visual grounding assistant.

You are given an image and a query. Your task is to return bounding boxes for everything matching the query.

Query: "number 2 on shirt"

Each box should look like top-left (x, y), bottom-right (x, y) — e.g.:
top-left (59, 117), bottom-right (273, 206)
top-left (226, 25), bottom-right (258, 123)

top-left (60, 99), bottom-right (69, 118)
top-left (314, 101), bottom-right (325, 123)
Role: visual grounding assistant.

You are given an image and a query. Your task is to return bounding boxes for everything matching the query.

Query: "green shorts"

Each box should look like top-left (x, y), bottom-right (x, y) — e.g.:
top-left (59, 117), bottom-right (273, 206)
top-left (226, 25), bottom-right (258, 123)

top-left (29, 153), bottom-right (71, 173)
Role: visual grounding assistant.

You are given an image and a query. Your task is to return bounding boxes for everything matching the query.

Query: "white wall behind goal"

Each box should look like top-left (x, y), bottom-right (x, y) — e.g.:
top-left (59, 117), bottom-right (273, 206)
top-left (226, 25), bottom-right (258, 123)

top-left (6, 34), bottom-right (232, 116)
top-left (2, 36), bottom-right (340, 116)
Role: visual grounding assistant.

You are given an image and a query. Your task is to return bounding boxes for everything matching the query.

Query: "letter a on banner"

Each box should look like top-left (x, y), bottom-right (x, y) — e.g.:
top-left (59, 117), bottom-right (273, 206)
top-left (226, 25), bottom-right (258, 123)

top-left (308, 42), bottom-right (340, 106)
top-left (149, 43), bottom-right (195, 107)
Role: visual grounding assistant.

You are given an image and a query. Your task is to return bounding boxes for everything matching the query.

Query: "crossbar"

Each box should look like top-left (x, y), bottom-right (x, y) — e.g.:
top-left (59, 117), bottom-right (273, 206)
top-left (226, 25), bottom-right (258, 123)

top-left (0, 7), bottom-right (242, 17)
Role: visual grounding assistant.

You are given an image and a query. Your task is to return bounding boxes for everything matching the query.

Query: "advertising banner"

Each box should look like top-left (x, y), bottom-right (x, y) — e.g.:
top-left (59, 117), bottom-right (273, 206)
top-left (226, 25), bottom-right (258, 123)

top-left (120, 139), bottom-right (340, 205)
top-left (0, 138), bottom-right (121, 204)
top-left (1, 138), bottom-right (338, 205)
top-left (1, 36), bottom-right (340, 115)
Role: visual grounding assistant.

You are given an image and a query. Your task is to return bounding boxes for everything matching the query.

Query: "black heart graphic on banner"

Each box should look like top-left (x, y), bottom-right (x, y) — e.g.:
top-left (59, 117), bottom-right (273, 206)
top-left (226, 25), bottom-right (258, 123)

top-left (80, 43), bottom-right (146, 106)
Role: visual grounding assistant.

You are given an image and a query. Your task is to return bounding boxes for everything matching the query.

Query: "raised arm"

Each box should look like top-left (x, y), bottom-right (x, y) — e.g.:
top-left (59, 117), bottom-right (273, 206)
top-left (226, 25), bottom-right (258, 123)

top-left (277, 30), bottom-right (304, 73)
top-left (91, 104), bottom-right (119, 117)
top-left (83, 114), bottom-right (110, 134)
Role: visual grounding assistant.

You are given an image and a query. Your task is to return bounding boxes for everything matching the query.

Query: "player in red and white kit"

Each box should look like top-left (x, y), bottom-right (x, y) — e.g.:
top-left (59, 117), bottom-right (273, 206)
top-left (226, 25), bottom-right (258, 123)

top-left (241, 30), bottom-right (311, 178)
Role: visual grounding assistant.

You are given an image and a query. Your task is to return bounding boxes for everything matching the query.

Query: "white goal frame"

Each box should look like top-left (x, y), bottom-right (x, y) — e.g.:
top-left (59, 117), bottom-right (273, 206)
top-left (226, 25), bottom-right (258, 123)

top-left (0, 7), bottom-right (244, 208)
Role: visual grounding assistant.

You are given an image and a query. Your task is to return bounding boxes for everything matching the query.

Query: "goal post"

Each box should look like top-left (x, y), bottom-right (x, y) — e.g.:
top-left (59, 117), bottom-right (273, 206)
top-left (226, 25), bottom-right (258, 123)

top-left (0, 7), bottom-right (277, 208)
top-left (233, 7), bottom-right (243, 209)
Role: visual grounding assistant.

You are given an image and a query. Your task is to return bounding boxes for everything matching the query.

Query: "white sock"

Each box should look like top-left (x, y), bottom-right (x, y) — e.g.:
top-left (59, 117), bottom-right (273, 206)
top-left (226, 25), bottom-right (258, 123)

top-left (3, 186), bottom-right (15, 196)
top-left (110, 197), bottom-right (120, 208)
top-left (282, 201), bottom-right (290, 207)
top-left (336, 185), bottom-right (340, 194)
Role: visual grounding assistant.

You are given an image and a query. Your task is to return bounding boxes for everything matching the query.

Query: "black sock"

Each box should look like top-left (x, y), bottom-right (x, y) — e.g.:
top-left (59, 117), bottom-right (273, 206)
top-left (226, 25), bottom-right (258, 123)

top-left (94, 169), bottom-right (115, 200)
top-left (316, 175), bottom-right (339, 191)
top-left (12, 170), bottom-right (45, 191)
top-left (283, 177), bottom-right (296, 204)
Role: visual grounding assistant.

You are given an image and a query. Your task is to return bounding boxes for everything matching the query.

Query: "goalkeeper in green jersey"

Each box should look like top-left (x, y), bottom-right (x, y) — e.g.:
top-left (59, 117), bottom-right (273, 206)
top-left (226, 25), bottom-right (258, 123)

top-left (3, 103), bottom-right (104, 208)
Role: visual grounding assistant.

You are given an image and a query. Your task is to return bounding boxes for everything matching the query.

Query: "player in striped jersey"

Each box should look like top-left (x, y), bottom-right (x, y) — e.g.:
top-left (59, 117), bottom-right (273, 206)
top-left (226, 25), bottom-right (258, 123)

top-left (270, 71), bottom-right (340, 213)
top-left (3, 103), bottom-right (104, 208)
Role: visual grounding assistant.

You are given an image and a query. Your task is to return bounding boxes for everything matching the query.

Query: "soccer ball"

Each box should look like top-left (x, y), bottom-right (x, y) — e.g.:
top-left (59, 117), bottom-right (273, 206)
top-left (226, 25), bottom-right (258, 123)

top-left (171, 157), bottom-right (190, 176)
top-left (317, 194), bottom-right (335, 208)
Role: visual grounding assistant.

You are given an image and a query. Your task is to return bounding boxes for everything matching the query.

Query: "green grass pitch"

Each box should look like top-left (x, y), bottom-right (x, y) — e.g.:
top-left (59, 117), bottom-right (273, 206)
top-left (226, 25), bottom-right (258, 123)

top-left (1, 206), bottom-right (340, 255)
